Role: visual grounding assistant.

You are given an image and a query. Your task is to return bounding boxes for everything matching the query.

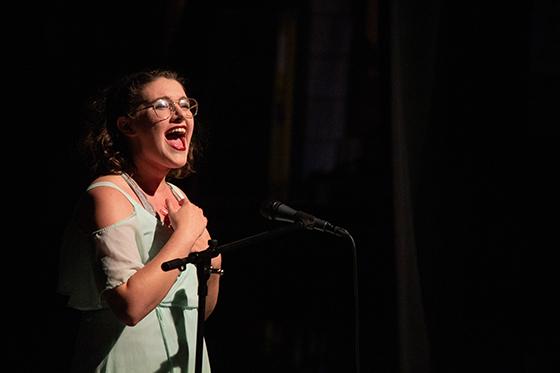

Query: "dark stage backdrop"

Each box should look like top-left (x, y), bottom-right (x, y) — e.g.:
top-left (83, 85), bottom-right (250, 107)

top-left (9, 0), bottom-right (553, 372)
top-left (34, 2), bottom-right (391, 372)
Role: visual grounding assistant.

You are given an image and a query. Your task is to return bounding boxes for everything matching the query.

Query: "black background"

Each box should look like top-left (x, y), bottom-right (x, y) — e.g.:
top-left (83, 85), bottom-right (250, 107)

top-left (7, 0), bottom-right (557, 372)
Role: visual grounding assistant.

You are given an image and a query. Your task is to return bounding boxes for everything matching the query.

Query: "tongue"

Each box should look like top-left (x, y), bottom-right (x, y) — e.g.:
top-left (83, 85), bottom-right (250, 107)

top-left (167, 138), bottom-right (185, 151)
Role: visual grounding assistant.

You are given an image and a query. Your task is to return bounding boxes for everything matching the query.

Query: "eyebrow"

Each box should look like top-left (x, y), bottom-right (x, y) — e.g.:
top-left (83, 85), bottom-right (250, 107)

top-left (150, 95), bottom-right (188, 103)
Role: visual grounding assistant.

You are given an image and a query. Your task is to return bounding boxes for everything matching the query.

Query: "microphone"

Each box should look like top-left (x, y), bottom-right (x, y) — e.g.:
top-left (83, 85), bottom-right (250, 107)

top-left (260, 200), bottom-right (349, 237)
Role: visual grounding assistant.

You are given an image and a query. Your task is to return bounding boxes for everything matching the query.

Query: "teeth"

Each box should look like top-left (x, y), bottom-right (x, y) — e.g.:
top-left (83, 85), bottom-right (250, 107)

top-left (166, 128), bottom-right (186, 135)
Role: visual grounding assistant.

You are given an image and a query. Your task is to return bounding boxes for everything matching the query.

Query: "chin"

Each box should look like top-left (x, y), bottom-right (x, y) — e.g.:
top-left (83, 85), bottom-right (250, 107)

top-left (173, 159), bottom-right (188, 168)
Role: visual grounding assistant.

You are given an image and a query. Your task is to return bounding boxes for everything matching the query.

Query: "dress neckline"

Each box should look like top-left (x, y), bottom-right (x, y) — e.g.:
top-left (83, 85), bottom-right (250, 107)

top-left (120, 173), bottom-right (184, 220)
top-left (120, 172), bottom-right (157, 217)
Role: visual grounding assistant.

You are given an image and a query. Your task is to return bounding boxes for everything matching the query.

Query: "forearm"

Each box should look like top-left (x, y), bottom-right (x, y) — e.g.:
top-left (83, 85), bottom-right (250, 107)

top-left (105, 231), bottom-right (200, 326)
top-left (205, 254), bottom-right (222, 319)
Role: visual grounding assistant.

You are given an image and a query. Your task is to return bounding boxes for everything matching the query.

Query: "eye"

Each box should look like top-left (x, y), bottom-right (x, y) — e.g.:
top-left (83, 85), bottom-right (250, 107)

top-left (153, 98), bottom-right (171, 110)
top-left (178, 98), bottom-right (191, 109)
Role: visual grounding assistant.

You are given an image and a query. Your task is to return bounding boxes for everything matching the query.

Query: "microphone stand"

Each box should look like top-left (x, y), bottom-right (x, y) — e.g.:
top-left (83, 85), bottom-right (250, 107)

top-left (161, 224), bottom-right (303, 373)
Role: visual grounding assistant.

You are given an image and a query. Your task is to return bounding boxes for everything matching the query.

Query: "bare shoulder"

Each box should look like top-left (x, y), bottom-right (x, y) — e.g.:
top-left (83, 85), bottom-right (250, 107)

top-left (87, 175), bottom-right (135, 229)
top-left (92, 174), bottom-right (126, 185)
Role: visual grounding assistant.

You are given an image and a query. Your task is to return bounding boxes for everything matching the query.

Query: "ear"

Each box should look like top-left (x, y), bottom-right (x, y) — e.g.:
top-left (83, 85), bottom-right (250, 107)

top-left (116, 116), bottom-right (136, 136)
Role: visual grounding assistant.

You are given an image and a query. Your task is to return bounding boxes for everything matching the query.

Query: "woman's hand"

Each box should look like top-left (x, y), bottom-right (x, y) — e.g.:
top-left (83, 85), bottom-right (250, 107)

top-left (164, 198), bottom-right (207, 238)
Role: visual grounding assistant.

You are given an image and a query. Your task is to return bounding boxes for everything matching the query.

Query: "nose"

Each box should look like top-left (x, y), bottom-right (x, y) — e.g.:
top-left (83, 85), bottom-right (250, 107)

top-left (169, 102), bottom-right (186, 120)
top-left (170, 102), bottom-right (194, 120)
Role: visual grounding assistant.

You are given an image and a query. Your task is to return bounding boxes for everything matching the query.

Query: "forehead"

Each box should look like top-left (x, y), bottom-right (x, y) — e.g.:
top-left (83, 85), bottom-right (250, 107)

top-left (141, 77), bottom-right (187, 100)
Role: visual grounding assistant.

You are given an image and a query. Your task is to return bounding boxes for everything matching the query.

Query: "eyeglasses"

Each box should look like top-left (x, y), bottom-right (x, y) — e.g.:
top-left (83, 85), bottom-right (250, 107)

top-left (130, 97), bottom-right (198, 120)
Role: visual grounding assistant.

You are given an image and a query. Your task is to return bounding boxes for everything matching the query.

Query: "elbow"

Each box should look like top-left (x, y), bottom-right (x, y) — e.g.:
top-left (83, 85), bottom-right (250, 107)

top-left (119, 299), bottom-right (155, 326)
top-left (124, 319), bottom-right (141, 327)
top-left (112, 306), bottom-right (146, 326)
top-left (120, 313), bottom-right (142, 327)
top-left (104, 290), bottom-right (149, 326)
top-left (121, 318), bottom-right (137, 327)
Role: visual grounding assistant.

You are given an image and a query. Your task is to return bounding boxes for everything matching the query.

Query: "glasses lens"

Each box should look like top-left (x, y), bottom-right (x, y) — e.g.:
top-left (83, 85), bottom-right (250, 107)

top-left (188, 98), bottom-right (198, 117)
top-left (146, 98), bottom-right (198, 119)
top-left (152, 98), bottom-right (172, 119)
top-left (177, 98), bottom-right (198, 117)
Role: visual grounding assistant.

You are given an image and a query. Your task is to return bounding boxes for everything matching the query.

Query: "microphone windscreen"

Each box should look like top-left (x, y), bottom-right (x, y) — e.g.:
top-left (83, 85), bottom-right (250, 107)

top-left (259, 200), bottom-right (279, 220)
top-left (260, 200), bottom-right (297, 221)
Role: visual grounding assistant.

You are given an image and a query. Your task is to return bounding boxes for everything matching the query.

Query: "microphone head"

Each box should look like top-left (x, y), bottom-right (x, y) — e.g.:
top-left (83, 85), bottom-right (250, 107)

top-left (260, 200), bottom-right (350, 237)
top-left (259, 200), bottom-right (280, 220)
top-left (259, 200), bottom-right (298, 222)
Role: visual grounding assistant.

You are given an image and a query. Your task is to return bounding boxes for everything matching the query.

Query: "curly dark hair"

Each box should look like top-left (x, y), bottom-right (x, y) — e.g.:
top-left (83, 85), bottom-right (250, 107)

top-left (81, 69), bottom-right (198, 179)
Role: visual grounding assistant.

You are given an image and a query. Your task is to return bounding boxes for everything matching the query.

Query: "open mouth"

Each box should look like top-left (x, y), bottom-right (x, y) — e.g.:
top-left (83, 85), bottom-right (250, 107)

top-left (165, 127), bottom-right (187, 151)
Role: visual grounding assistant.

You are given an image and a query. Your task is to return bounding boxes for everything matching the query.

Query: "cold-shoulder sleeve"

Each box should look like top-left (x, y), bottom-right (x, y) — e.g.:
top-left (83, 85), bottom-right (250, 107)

top-left (58, 215), bottom-right (145, 310)
top-left (58, 180), bottom-right (157, 310)
top-left (93, 217), bottom-right (144, 291)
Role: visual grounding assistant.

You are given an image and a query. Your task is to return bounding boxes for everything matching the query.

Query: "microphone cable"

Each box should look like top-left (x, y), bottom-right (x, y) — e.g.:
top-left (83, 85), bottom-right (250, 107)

top-left (344, 230), bottom-right (361, 373)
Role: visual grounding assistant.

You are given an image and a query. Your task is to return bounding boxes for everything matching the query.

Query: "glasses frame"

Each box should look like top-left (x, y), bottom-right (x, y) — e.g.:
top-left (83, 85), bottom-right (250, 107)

top-left (129, 97), bottom-right (198, 120)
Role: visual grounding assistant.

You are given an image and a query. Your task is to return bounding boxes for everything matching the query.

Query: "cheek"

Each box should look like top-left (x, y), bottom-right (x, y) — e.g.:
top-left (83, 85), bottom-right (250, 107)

top-left (186, 122), bottom-right (195, 142)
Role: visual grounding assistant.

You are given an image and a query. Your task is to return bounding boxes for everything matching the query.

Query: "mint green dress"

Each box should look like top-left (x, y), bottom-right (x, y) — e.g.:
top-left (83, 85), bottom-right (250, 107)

top-left (58, 179), bottom-right (211, 372)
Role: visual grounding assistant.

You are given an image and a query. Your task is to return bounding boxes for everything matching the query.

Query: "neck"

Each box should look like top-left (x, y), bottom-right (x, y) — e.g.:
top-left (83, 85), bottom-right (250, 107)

top-left (127, 171), bottom-right (167, 196)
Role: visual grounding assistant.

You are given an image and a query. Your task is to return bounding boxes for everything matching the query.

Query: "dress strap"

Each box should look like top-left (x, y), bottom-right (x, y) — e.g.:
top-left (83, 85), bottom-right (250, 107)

top-left (166, 182), bottom-right (186, 202)
top-left (87, 181), bottom-right (138, 207)
top-left (120, 173), bottom-right (157, 216)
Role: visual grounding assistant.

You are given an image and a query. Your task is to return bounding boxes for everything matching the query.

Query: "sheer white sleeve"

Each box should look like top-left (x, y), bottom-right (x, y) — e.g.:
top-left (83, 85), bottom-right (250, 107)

top-left (93, 218), bottom-right (144, 291)
top-left (58, 216), bottom-right (144, 310)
